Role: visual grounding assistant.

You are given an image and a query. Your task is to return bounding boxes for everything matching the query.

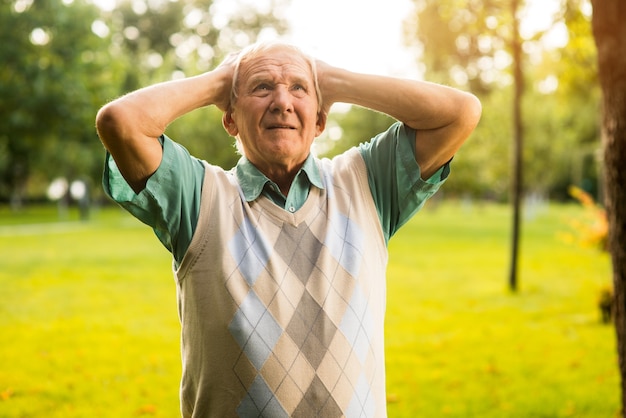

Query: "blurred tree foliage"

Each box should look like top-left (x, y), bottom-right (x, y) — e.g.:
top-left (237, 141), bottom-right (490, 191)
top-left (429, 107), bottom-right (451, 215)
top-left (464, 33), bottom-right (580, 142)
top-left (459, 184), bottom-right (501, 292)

top-left (0, 0), bottom-right (115, 207)
top-left (404, 0), bottom-right (600, 201)
top-left (317, 106), bottom-right (395, 157)
top-left (324, 0), bottom-right (599, 202)
top-left (0, 0), bottom-right (287, 206)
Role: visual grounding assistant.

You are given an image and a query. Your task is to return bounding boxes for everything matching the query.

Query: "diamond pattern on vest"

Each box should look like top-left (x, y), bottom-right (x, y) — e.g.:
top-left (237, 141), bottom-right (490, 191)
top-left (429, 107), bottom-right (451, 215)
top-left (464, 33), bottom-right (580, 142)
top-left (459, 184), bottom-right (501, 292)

top-left (226, 206), bottom-right (376, 417)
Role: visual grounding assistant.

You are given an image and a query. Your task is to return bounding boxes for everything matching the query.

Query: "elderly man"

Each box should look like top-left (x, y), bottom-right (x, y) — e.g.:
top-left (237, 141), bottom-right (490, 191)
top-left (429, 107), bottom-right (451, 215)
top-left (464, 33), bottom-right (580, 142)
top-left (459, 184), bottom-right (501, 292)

top-left (96, 41), bottom-right (481, 418)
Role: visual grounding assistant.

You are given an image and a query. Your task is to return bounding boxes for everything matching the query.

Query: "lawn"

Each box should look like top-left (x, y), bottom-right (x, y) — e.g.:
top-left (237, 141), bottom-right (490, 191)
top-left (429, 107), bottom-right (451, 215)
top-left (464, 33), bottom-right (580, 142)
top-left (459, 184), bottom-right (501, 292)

top-left (0, 202), bottom-right (618, 417)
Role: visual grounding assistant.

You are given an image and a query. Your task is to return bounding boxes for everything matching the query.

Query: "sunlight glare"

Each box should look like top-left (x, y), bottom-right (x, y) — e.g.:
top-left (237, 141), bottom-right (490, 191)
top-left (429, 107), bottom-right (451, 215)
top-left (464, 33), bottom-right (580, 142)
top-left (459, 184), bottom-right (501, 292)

top-left (520, 0), bottom-right (557, 38)
top-left (92, 0), bottom-right (116, 12)
top-left (538, 75), bottom-right (559, 94)
top-left (91, 19), bottom-right (110, 38)
top-left (13, 0), bottom-right (33, 13)
top-left (285, 0), bottom-right (418, 77)
top-left (30, 28), bottom-right (50, 45)
top-left (543, 21), bottom-right (569, 49)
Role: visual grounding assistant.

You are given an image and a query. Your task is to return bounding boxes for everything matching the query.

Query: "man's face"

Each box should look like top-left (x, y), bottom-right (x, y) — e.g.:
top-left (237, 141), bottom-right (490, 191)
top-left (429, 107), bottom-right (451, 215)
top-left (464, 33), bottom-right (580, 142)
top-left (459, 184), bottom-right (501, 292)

top-left (224, 46), bottom-right (326, 174)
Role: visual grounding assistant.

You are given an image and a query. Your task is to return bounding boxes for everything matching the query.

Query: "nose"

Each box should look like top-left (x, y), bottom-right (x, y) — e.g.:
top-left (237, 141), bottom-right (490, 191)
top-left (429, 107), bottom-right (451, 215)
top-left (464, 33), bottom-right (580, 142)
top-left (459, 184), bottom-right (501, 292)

top-left (270, 86), bottom-right (293, 113)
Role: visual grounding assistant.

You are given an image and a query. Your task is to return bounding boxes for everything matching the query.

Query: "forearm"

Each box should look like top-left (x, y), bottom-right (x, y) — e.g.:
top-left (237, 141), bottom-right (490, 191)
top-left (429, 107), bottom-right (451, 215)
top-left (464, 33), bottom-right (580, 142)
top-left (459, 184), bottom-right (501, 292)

top-left (319, 64), bottom-right (481, 179)
top-left (320, 66), bottom-right (475, 130)
top-left (96, 71), bottom-right (229, 144)
top-left (95, 66), bottom-right (232, 193)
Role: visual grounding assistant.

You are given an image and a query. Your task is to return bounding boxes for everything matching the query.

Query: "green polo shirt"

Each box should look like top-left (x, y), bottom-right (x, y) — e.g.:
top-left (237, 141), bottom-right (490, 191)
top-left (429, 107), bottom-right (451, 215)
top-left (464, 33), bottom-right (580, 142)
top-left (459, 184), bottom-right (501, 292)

top-left (104, 122), bottom-right (449, 267)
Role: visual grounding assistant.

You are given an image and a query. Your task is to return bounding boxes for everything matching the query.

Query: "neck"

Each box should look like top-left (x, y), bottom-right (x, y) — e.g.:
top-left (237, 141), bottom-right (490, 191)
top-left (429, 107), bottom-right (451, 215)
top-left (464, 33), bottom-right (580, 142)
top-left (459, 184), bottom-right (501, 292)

top-left (262, 165), bottom-right (301, 196)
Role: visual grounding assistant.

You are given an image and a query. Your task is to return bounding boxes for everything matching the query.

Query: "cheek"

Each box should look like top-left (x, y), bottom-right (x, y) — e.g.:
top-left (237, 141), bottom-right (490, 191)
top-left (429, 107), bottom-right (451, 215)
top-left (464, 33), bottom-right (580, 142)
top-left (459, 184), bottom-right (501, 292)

top-left (296, 103), bottom-right (317, 122)
top-left (233, 110), bottom-right (257, 133)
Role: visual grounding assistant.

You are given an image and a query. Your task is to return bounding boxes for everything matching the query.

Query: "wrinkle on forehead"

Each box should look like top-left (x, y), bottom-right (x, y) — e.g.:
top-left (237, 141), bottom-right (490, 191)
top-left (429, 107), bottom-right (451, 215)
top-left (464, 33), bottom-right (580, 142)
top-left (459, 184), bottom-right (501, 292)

top-left (231, 43), bottom-right (322, 110)
top-left (239, 52), bottom-right (314, 89)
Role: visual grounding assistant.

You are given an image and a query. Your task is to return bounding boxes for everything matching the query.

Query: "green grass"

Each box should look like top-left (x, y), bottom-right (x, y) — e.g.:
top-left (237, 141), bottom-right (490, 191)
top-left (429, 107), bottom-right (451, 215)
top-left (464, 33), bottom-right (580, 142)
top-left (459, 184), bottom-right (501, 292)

top-left (0, 202), bottom-right (618, 417)
top-left (386, 202), bottom-right (617, 417)
top-left (0, 206), bottom-right (179, 417)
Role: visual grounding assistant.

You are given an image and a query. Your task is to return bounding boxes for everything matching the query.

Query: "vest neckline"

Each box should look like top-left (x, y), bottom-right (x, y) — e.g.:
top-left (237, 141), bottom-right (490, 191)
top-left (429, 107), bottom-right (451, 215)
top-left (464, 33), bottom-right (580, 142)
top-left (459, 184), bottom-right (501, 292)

top-left (254, 185), bottom-right (322, 227)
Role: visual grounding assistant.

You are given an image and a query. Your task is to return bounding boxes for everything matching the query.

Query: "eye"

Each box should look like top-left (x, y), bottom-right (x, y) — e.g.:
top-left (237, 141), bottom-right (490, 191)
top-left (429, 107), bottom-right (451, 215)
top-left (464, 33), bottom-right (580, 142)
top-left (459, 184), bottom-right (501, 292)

top-left (291, 84), bottom-right (308, 97)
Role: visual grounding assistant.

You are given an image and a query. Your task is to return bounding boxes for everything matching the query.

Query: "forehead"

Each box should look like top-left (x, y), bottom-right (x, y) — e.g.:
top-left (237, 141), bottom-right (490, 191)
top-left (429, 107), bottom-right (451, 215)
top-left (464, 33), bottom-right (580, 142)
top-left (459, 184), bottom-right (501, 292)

top-left (238, 47), bottom-right (314, 85)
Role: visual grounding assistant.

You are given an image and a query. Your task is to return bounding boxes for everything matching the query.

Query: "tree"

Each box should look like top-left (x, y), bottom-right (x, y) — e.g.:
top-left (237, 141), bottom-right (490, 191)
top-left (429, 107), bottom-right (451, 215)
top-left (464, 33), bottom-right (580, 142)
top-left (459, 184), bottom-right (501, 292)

top-left (509, 0), bottom-right (524, 291)
top-left (403, 0), bottom-right (601, 200)
top-left (590, 0), bottom-right (626, 414)
top-left (404, 0), bottom-right (526, 290)
top-left (403, 0), bottom-right (603, 290)
top-left (405, 0), bottom-right (514, 94)
top-left (0, 0), bottom-right (114, 207)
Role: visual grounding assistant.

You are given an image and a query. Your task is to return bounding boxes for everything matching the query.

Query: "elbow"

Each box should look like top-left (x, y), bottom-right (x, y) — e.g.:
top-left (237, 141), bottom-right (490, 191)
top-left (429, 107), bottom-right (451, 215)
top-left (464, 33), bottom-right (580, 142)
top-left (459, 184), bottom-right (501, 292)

top-left (95, 102), bottom-right (114, 132)
top-left (454, 93), bottom-right (482, 145)
top-left (448, 93), bottom-right (482, 152)
top-left (462, 92), bottom-right (482, 133)
top-left (95, 102), bottom-right (123, 149)
top-left (464, 93), bottom-right (483, 133)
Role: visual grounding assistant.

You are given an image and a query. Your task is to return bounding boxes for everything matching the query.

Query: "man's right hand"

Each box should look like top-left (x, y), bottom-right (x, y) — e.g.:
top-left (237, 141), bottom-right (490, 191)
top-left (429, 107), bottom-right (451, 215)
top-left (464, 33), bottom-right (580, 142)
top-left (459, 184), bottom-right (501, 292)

top-left (95, 53), bottom-right (240, 193)
top-left (211, 52), bottom-right (239, 111)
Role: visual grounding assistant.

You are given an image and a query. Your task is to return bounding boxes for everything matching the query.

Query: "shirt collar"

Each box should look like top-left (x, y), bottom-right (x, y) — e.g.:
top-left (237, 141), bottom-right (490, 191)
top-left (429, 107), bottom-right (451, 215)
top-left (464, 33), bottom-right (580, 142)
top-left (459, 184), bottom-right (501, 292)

top-left (235, 153), bottom-right (324, 202)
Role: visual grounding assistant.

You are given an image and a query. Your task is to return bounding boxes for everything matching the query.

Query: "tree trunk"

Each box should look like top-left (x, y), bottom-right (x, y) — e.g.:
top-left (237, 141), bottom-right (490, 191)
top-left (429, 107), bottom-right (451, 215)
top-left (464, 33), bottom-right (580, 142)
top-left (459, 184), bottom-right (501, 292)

top-left (509, 0), bottom-right (524, 292)
top-left (590, 1), bottom-right (626, 415)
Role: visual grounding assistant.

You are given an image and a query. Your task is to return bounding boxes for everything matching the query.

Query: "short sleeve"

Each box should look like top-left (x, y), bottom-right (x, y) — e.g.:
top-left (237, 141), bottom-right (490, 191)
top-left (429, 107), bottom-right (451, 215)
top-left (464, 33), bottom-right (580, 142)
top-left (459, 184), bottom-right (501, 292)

top-left (358, 122), bottom-right (450, 243)
top-left (102, 135), bottom-right (205, 264)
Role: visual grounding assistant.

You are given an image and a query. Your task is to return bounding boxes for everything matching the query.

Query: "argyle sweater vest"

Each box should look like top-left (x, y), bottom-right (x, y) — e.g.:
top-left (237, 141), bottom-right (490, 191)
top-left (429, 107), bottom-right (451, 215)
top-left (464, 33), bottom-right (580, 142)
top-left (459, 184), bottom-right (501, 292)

top-left (175, 148), bottom-right (389, 417)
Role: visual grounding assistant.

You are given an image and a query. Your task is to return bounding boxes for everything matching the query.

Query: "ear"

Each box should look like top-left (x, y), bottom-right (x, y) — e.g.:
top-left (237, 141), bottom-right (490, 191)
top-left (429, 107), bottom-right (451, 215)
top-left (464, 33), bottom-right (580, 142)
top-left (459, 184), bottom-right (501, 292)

top-left (315, 111), bottom-right (327, 137)
top-left (222, 110), bottom-right (239, 137)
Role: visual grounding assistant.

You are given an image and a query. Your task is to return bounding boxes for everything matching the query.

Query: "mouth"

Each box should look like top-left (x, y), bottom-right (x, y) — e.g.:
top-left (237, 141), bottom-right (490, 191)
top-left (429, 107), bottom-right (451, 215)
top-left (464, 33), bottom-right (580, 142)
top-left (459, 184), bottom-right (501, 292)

top-left (267, 125), bottom-right (296, 130)
top-left (266, 123), bottom-right (297, 130)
